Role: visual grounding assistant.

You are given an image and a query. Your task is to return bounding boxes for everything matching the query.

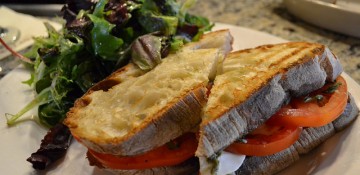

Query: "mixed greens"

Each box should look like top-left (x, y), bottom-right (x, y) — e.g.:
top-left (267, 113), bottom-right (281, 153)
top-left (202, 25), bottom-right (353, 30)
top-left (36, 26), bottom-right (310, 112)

top-left (6, 0), bottom-right (212, 127)
top-left (4, 0), bottom-right (212, 170)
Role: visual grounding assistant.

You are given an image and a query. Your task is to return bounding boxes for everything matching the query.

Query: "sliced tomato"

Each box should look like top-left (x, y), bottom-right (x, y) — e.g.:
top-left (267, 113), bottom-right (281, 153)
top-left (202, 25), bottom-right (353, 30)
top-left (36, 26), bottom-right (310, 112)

top-left (88, 133), bottom-right (197, 170)
top-left (271, 76), bottom-right (348, 127)
top-left (225, 120), bottom-right (302, 156)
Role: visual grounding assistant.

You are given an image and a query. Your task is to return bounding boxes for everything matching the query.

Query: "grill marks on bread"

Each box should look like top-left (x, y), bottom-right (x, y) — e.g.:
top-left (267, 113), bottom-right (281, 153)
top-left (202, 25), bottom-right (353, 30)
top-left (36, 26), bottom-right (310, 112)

top-left (205, 42), bottom-right (326, 124)
top-left (197, 42), bottom-right (343, 157)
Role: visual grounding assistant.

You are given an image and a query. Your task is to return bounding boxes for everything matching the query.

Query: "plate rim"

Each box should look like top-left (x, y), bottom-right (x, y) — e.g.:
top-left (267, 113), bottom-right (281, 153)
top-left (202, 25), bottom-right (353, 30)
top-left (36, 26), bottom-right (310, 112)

top-left (0, 23), bottom-right (359, 175)
top-left (283, 0), bottom-right (360, 38)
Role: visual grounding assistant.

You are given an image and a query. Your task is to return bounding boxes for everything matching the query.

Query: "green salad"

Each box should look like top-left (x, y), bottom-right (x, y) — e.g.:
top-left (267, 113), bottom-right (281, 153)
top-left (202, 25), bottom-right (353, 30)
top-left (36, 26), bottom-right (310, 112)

top-left (6, 0), bottom-right (213, 127)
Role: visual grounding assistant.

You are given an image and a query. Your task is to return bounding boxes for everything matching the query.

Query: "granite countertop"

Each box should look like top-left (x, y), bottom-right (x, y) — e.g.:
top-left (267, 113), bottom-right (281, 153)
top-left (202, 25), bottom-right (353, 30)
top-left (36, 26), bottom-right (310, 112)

top-left (190, 0), bottom-right (360, 84)
top-left (1, 1), bottom-right (360, 84)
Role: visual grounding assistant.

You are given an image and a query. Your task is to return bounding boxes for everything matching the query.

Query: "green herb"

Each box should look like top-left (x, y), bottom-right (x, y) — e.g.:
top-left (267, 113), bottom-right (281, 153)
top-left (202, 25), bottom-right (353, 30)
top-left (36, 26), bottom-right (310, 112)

top-left (323, 82), bottom-right (342, 94)
top-left (208, 152), bottom-right (221, 174)
top-left (6, 22), bottom-right (105, 126)
top-left (170, 36), bottom-right (184, 51)
top-left (315, 94), bottom-right (324, 101)
top-left (304, 94), bottom-right (324, 103)
top-left (88, 14), bottom-right (123, 60)
top-left (303, 81), bottom-right (342, 106)
top-left (6, 88), bottom-right (52, 125)
top-left (88, 0), bottom-right (124, 61)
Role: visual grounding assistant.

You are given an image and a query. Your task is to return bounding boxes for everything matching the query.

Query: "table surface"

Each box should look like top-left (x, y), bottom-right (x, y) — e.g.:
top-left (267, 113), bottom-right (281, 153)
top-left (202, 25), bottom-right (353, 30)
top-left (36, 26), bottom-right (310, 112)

top-left (189, 0), bottom-right (360, 84)
top-left (1, 0), bottom-right (360, 84)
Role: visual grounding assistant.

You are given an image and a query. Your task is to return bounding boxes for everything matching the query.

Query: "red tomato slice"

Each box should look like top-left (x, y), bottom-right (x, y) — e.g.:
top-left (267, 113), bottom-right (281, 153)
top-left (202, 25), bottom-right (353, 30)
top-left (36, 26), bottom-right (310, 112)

top-left (225, 121), bottom-right (302, 156)
top-left (272, 76), bottom-right (348, 127)
top-left (88, 133), bottom-right (197, 170)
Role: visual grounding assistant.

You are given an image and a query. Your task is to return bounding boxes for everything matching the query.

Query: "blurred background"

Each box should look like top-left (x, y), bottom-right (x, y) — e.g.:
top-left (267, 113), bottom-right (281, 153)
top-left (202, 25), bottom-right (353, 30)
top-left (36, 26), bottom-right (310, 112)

top-left (0, 0), bottom-right (64, 16)
top-left (1, 0), bottom-right (360, 83)
top-left (189, 0), bottom-right (360, 84)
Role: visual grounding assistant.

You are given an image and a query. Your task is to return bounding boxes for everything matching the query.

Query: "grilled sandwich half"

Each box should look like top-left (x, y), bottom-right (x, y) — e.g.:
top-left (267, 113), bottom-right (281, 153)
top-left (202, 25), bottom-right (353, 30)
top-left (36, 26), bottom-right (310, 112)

top-left (237, 93), bottom-right (358, 174)
top-left (197, 42), bottom-right (343, 157)
top-left (196, 42), bottom-right (358, 175)
top-left (64, 30), bottom-right (233, 157)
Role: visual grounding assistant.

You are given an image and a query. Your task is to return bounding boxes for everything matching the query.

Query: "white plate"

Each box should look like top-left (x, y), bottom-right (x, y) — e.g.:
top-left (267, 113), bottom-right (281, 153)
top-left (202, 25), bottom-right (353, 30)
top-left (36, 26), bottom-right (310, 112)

top-left (284, 0), bottom-right (360, 38)
top-left (0, 6), bottom-right (62, 60)
top-left (0, 23), bottom-right (360, 175)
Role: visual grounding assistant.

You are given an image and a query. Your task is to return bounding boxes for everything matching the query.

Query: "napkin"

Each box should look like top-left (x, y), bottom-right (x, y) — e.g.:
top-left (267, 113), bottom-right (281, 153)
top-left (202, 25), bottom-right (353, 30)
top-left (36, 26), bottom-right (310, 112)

top-left (0, 6), bottom-right (62, 59)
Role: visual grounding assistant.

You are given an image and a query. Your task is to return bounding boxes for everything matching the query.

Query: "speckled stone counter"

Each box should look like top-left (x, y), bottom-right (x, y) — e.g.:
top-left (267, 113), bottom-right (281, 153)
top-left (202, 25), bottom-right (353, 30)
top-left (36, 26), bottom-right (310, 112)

top-left (190, 0), bottom-right (360, 84)
top-left (1, 1), bottom-right (359, 84)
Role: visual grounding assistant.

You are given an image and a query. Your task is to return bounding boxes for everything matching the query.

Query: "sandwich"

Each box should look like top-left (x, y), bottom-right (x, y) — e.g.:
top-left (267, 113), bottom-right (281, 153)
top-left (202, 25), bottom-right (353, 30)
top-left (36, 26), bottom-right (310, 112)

top-left (64, 30), bottom-right (233, 174)
top-left (197, 42), bottom-right (359, 174)
top-left (64, 31), bottom-right (358, 175)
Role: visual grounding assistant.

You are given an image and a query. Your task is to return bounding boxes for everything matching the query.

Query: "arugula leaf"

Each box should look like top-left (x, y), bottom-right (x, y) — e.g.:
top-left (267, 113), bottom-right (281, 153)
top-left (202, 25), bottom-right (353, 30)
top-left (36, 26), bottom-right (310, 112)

top-left (323, 82), bottom-right (342, 94)
top-left (38, 101), bottom-right (68, 127)
top-left (137, 11), bottom-right (179, 35)
top-left (92, 0), bottom-right (107, 17)
top-left (6, 87), bottom-right (52, 125)
top-left (87, 0), bottom-right (124, 60)
top-left (185, 14), bottom-right (214, 41)
top-left (169, 36), bottom-right (184, 52)
top-left (88, 14), bottom-right (124, 60)
top-left (7, 23), bottom-right (90, 126)
top-left (178, 0), bottom-right (196, 24)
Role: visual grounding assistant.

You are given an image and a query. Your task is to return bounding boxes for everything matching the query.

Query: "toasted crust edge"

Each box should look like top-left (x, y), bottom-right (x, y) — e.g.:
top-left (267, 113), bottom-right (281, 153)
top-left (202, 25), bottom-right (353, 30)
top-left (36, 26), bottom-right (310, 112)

top-left (63, 29), bottom-right (234, 155)
top-left (65, 84), bottom-right (208, 155)
top-left (196, 42), bottom-right (343, 157)
top-left (203, 42), bottom-right (338, 126)
top-left (236, 93), bottom-right (359, 175)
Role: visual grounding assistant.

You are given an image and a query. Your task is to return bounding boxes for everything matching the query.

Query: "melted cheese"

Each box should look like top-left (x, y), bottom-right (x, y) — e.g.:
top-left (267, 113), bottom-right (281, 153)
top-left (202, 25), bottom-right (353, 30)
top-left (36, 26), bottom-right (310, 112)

top-left (73, 49), bottom-right (221, 140)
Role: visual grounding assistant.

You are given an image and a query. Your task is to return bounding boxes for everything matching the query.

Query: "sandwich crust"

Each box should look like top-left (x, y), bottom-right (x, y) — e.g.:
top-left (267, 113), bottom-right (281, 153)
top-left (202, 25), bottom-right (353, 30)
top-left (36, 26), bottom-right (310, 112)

top-left (197, 42), bottom-right (343, 157)
top-left (64, 29), bottom-right (233, 156)
top-left (236, 94), bottom-right (358, 175)
top-left (65, 48), bottom-right (221, 155)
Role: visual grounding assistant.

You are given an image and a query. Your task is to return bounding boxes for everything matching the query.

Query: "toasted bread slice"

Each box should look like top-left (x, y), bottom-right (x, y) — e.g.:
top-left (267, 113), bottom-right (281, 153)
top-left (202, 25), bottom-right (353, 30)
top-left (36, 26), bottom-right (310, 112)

top-left (64, 29), bottom-right (233, 156)
top-left (196, 42), bottom-right (343, 157)
top-left (89, 29), bottom-right (233, 91)
top-left (65, 48), bottom-right (223, 156)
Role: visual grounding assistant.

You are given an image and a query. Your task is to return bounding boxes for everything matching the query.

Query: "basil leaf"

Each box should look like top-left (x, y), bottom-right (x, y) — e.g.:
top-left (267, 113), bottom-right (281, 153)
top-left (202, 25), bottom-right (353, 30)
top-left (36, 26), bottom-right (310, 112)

top-left (323, 82), bottom-right (342, 94)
